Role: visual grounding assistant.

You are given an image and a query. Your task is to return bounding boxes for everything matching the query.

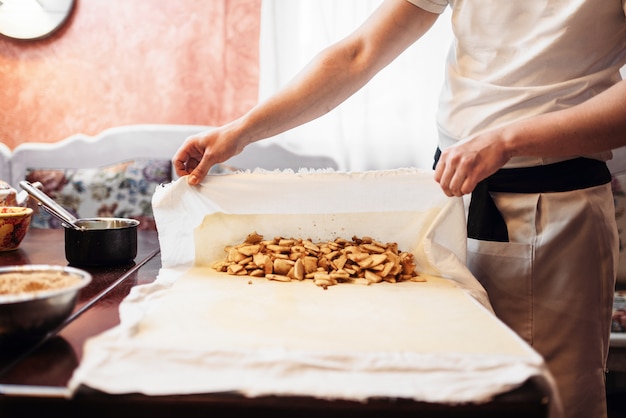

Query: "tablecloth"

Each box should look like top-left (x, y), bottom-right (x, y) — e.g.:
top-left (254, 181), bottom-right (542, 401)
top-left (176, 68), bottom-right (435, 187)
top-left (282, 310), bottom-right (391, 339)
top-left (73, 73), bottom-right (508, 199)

top-left (68, 168), bottom-right (559, 415)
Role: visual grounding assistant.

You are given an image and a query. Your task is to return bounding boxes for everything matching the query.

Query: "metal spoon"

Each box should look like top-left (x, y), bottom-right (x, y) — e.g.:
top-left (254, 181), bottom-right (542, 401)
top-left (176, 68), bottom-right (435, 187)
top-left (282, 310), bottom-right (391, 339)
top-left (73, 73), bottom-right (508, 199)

top-left (19, 180), bottom-right (83, 230)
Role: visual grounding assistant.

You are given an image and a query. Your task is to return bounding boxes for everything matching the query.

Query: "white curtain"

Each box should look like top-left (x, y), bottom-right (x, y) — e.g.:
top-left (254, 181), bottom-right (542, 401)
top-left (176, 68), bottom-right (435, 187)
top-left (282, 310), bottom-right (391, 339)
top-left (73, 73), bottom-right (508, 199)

top-left (258, 0), bottom-right (453, 171)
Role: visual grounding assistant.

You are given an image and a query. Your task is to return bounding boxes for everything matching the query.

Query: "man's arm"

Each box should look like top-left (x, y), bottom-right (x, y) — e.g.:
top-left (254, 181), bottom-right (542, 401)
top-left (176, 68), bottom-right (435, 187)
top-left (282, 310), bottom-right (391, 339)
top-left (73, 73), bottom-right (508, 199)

top-left (435, 78), bottom-right (626, 196)
top-left (174, 0), bottom-right (439, 184)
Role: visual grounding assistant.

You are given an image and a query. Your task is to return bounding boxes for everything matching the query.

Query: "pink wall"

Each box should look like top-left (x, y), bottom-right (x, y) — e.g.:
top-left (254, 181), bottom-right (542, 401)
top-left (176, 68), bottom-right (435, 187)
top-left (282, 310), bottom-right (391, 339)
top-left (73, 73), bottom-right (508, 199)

top-left (0, 0), bottom-right (261, 149)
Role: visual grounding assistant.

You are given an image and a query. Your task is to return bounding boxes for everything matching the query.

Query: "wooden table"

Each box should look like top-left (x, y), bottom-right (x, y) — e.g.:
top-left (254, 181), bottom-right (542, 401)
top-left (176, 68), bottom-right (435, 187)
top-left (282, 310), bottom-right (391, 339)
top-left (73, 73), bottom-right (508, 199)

top-left (0, 228), bottom-right (161, 382)
top-left (0, 229), bottom-right (549, 418)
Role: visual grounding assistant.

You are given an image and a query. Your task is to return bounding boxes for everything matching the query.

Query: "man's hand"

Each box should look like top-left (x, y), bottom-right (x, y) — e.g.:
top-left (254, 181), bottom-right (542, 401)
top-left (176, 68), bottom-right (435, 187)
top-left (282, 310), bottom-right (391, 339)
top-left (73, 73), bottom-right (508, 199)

top-left (434, 129), bottom-right (512, 196)
top-left (173, 126), bottom-right (244, 185)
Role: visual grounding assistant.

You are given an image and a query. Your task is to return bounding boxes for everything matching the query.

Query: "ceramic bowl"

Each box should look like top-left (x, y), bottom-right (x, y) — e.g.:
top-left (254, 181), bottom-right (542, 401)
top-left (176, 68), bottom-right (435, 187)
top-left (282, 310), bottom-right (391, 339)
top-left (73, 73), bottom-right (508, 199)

top-left (0, 206), bottom-right (33, 251)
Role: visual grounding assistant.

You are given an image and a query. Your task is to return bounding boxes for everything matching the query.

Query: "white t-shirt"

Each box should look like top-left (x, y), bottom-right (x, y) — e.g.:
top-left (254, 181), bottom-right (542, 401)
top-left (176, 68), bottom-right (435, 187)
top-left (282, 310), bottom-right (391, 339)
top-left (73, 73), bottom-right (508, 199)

top-left (407, 0), bottom-right (626, 167)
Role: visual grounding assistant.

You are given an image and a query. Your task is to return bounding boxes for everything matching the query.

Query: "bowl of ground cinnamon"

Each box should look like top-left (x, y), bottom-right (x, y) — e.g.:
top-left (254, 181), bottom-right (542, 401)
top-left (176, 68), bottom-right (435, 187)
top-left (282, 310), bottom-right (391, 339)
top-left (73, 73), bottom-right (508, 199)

top-left (0, 265), bottom-right (91, 348)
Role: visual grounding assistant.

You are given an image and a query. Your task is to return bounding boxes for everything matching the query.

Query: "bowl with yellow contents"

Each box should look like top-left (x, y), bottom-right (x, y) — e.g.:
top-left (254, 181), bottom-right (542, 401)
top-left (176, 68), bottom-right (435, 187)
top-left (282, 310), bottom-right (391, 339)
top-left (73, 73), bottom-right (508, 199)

top-left (0, 206), bottom-right (33, 251)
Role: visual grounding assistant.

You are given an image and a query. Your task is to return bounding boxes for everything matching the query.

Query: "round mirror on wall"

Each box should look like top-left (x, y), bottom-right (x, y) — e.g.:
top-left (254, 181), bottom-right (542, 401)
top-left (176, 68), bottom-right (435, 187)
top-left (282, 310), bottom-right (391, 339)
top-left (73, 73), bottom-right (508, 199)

top-left (0, 0), bottom-right (74, 40)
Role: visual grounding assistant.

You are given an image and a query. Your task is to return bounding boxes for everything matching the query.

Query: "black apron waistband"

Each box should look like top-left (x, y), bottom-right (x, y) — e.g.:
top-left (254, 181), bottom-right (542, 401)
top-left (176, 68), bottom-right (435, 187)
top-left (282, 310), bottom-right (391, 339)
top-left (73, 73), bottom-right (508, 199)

top-left (433, 148), bottom-right (612, 242)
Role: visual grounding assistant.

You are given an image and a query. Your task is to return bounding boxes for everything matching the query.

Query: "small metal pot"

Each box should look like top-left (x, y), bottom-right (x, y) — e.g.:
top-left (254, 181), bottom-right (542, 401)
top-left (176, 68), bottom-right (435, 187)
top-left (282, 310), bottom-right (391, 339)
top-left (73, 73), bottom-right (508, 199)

top-left (65, 218), bottom-right (139, 266)
top-left (19, 181), bottom-right (140, 266)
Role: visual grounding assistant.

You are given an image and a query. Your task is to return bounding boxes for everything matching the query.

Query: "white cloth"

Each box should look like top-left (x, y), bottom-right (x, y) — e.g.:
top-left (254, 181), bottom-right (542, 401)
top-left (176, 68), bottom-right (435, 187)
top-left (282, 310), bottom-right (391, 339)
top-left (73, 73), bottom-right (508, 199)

top-left (407, 0), bottom-right (626, 168)
top-left (67, 169), bottom-right (557, 410)
top-left (153, 168), bottom-right (487, 306)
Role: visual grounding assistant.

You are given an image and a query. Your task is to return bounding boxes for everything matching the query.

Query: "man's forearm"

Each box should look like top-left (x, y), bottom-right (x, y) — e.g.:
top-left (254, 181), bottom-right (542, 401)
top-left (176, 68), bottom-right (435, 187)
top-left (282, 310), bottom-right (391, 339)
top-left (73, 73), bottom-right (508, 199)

top-left (505, 79), bottom-right (626, 159)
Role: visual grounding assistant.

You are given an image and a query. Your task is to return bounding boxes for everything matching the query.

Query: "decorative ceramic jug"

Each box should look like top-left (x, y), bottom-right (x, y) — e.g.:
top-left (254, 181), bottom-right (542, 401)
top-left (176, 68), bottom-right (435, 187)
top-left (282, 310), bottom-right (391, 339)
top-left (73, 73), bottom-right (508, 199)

top-left (0, 180), bottom-right (30, 207)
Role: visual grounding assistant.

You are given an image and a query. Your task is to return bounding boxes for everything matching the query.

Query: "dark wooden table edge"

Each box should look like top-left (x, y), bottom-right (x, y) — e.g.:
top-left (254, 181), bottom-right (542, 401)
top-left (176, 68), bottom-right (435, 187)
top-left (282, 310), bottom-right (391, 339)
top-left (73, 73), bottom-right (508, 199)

top-left (0, 378), bottom-right (548, 418)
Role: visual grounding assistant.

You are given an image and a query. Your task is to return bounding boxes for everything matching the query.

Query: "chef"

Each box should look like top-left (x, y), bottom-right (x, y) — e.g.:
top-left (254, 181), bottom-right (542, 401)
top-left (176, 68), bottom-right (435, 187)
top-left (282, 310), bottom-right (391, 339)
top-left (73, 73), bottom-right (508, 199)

top-left (173, 1), bottom-right (626, 417)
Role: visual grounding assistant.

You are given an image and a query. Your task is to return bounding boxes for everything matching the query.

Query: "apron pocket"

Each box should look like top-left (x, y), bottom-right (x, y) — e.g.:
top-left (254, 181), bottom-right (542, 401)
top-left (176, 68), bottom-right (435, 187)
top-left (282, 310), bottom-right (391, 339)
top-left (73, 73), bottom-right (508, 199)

top-left (467, 237), bottom-right (534, 344)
